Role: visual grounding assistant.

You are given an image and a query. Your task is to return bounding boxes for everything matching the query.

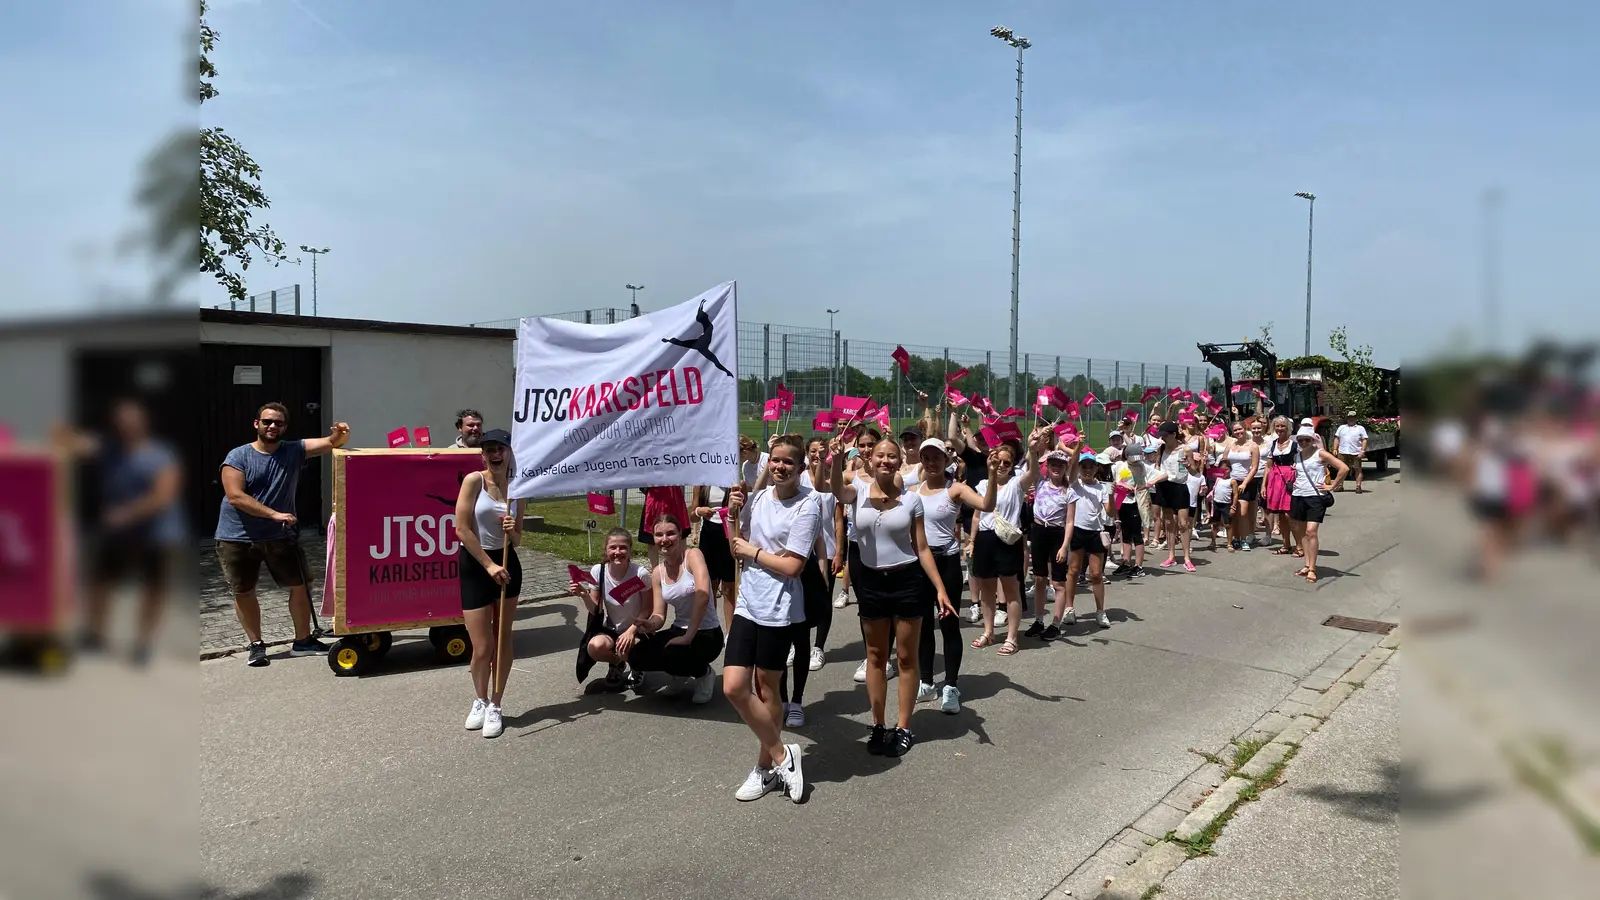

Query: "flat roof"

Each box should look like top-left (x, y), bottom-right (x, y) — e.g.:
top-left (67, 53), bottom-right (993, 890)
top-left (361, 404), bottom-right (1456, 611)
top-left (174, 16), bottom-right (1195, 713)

top-left (200, 308), bottom-right (516, 339)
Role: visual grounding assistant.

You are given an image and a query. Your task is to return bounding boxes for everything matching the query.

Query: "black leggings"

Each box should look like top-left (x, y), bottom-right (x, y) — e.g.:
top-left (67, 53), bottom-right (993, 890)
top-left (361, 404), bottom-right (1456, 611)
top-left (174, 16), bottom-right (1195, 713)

top-left (630, 627), bottom-right (725, 678)
top-left (780, 557), bottom-right (834, 705)
top-left (919, 552), bottom-right (965, 688)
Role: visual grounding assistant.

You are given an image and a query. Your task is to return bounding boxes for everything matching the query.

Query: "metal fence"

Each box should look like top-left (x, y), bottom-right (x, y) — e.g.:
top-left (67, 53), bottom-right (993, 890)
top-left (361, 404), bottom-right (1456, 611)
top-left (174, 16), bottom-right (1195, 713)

top-left (211, 284), bottom-right (304, 314)
top-left (470, 308), bottom-right (1223, 426)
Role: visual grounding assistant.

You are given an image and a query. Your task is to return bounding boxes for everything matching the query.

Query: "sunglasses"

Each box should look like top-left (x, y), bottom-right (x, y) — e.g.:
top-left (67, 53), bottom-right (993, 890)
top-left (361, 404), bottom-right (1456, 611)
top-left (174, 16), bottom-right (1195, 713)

top-left (258, 420), bottom-right (286, 428)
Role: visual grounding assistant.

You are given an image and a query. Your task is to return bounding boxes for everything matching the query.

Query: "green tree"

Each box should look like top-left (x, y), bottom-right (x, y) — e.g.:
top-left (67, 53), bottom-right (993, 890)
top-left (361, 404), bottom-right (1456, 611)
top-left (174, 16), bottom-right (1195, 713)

top-left (1326, 325), bottom-right (1382, 419)
top-left (1238, 322), bottom-right (1276, 380)
top-left (200, 0), bottom-right (286, 302)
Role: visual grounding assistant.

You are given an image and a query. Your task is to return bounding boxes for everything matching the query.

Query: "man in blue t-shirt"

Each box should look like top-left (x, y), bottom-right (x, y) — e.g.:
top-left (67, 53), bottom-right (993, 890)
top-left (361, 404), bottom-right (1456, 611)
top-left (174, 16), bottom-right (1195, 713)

top-left (215, 401), bottom-right (351, 666)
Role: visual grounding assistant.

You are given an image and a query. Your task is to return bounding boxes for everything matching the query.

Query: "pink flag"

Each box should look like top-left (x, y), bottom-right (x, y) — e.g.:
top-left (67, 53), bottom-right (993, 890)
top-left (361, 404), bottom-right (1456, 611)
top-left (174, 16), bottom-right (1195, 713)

top-left (1140, 387), bottom-right (1162, 403)
top-left (568, 564), bottom-right (596, 586)
top-left (0, 421), bottom-right (12, 447)
top-left (840, 426), bottom-right (860, 444)
top-left (833, 395), bottom-right (870, 418)
top-left (1231, 383), bottom-right (1247, 394)
top-left (1181, 391), bottom-right (1194, 401)
top-left (1183, 402), bottom-right (1199, 414)
top-left (1206, 424), bottom-right (1227, 440)
top-left (587, 492), bottom-right (615, 516)
top-left (812, 411), bottom-right (837, 432)
top-left (1167, 387), bottom-right (1184, 400)
top-left (892, 346), bottom-right (911, 376)
top-left (1105, 400), bottom-right (1124, 413)
top-left (1206, 399), bottom-right (1223, 414)
top-left (945, 367), bottom-right (969, 385)
top-left (875, 406), bottom-right (890, 431)
top-left (993, 421), bottom-right (1023, 442)
top-left (1147, 425), bottom-right (1160, 436)
top-left (979, 425), bottom-right (1001, 447)
top-left (943, 387), bottom-right (969, 407)
top-left (1036, 387), bottom-right (1053, 409)
top-left (1083, 392), bottom-right (1100, 407)
top-left (1065, 400), bottom-right (1081, 420)
top-left (609, 575), bottom-right (648, 602)
top-left (385, 427), bottom-right (410, 448)
top-left (1199, 391), bottom-right (1213, 404)
top-left (1053, 423), bottom-right (1080, 443)
top-left (776, 383), bottom-right (795, 412)
top-left (1001, 407), bottom-right (1025, 419)
top-left (982, 415), bottom-right (1001, 427)
top-left (1178, 412), bottom-right (1198, 425)
top-left (859, 398), bottom-right (879, 422)
top-left (762, 398), bottom-right (781, 421)
top-left (413, 426), bottom-right (432, 447)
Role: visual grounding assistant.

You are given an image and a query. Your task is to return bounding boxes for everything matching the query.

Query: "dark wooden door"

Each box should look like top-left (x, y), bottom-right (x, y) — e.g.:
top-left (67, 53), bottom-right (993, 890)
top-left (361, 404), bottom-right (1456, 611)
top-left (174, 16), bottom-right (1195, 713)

top-left (199, 344), bottom-right (325, 537)
top-left (72, 346), bottom-right (199, 529)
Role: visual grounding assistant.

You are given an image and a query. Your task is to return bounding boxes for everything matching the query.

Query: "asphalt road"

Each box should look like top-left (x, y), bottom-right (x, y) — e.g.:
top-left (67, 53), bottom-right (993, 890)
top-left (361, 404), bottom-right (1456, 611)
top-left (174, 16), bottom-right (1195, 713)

top-left (198, 469), bottom-right (1400, 900)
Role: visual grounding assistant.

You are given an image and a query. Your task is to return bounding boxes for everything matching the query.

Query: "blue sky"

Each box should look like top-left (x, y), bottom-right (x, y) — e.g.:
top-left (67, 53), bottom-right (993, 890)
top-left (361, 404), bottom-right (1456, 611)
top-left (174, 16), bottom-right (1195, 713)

top-left (4, 0), bottom-right (1597, 367)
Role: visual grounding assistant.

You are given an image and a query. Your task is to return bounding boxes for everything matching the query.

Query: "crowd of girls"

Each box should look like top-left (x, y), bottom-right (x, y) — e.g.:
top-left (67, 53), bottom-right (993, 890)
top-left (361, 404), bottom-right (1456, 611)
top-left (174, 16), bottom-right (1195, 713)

top-left (447, 399), bottom-right (1361, 801)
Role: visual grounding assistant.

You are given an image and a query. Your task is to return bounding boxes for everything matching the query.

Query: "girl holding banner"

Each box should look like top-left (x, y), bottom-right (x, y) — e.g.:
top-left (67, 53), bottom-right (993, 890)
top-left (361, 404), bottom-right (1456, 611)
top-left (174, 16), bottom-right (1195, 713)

top-left (723, 436), bottom-right (816, 802)
top-left (454, 430), bottom-right (524, 739)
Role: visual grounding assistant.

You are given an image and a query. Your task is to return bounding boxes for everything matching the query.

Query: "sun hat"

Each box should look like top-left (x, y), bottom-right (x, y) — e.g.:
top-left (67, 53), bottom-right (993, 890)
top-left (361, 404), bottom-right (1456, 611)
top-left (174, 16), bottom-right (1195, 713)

top-left (1045, 449), bottom-right (1071, 463)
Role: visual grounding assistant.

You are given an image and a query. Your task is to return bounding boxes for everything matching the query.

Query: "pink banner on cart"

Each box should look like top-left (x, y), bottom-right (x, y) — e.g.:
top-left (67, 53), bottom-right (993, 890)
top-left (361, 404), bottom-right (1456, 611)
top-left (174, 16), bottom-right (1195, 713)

top-left (340, 452), bottom-right (486, 629)
top-left (0, 453), bottom-right (65, 630)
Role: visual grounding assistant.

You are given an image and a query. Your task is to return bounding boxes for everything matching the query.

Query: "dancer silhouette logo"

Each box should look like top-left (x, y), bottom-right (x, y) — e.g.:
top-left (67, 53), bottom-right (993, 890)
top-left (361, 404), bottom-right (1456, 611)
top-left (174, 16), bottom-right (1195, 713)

top-left (509, 282), bottom-right (741, 499)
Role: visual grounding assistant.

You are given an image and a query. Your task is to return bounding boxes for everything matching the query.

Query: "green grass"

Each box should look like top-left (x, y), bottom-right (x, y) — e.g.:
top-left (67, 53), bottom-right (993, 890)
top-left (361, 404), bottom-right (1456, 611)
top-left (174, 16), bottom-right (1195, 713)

top-left (520, 497), bottom-right (649, 565)
top-left (739, 417), bottom-right (1117, 447)
top-left (1229, 737), bottom-right (1271, 774)
top-left (1141, 886), bottom-right (1165, 900)
top-left (1173, 746), bottom-right (1300, 858)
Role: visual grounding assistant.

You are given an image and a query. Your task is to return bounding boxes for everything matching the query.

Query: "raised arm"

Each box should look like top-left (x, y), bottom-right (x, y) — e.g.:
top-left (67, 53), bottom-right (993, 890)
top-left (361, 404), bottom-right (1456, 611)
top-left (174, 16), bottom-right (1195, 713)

top-left (951, 475), bottom-right (998, 512)
top-left (829, 437), bottom-right (857, 504)
top-left (303, 423), bottom-right (352, 458)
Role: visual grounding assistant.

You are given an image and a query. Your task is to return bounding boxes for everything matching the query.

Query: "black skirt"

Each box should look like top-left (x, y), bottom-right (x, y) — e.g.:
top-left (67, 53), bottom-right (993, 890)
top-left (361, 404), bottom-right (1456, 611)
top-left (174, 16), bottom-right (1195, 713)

top-left (697, 517), bottom-right (736, 583)
top-left (460, 546), bottom-right (523, 610)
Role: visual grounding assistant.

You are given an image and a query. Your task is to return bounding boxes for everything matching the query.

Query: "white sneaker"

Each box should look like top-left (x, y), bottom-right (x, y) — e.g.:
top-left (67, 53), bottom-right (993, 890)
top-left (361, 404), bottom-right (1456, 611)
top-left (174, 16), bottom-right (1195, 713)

top-left (691, 668), bottom-right (716, 704)
top-left (853, 659), bottom-right (869, 683)
top-left (808, 646), bottom-right (825, 671)
top-left (917, 681), bottom-right (937, 702)
top-left (735, 766), bottom-right (779, 801)
top-left (885, 660), bottom-right (898, 681)
top-left (1097, 612), bottom-right (1111, 628)
top-left (464, 698), bottom-right (487, 730)
top-left (784, 702), bottom-right (805, 727)
top-left (482, 703), bottom-right (503, 739)
top-left (777, 742), bottom-right (804, 801)
top-left (787, 644), bottom-right (796, 668)
top-left (1063, 608), bottom-right (1077, 626)
top-left (833, 591), bottom-right (849, 609)
top-left (940, 684), bottom-right (962, 714)
top-left (966, 603), bottom-right (981, 623)
top-left (994, 610), bottom-right (1009, 627)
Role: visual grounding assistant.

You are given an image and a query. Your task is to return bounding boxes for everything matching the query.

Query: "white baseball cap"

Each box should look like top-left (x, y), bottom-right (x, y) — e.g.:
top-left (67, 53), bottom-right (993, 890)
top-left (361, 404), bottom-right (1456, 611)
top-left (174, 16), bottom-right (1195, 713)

top-left (918, 438), bottom-right (951, 457)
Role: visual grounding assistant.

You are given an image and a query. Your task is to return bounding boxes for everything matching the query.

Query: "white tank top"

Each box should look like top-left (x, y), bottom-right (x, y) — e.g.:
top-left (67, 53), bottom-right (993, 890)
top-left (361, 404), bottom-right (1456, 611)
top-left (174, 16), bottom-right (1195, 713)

top-left (1291, 451), bottom-right (1329, 497)
top-left (659, 559), bottom-right (721, 631)
top-left (1227, 446), bottom-right (1255, 480)
top-left (918, 483), bottom-right (963, 555)
top-left (902, 464), bottom-right (922, 491)
top-left (1032, 479), bottom-right (1069, 526)
top-left (1159, 444), bottom-right (1188, 482)
top-left (474, 481), bottom-right (516, 551)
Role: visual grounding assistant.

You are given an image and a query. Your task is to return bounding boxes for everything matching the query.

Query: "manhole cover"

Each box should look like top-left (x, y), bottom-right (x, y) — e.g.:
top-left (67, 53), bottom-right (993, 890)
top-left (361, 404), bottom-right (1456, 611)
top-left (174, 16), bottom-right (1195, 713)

top-left (1323, 615), bottom-right (1397, 634)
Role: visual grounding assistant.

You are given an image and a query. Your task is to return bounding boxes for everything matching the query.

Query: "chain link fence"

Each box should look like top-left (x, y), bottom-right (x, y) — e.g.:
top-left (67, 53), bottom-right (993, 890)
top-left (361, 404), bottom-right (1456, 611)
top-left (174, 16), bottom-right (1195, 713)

top-left (470, 309), bottom-right (1222, 432)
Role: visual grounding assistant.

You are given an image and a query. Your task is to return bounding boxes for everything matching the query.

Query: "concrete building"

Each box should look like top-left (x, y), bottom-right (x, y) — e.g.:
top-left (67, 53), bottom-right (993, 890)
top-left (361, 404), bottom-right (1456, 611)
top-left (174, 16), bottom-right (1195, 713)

top-left (198, 309), bottom-right (516, 532)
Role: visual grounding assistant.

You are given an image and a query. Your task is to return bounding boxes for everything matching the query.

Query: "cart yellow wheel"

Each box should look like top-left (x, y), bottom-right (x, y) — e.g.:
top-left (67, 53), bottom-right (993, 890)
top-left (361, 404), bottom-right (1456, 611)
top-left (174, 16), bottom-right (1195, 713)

top-left (35, 641), bottom-right (70, 676)
top-left (435, 626), bottom-right (472, 664)
top-left (362, 631), bottom-right (394, 657)
top-left (327, 637), bottom-right (371, 676)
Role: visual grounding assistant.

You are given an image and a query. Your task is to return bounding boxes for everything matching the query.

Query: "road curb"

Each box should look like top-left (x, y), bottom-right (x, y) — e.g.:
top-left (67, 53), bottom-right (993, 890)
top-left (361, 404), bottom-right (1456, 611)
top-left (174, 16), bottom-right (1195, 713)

top-left (1086, 629), bottom-right (1401, 900)
top-left (198, 590), bottom-right (571, 660)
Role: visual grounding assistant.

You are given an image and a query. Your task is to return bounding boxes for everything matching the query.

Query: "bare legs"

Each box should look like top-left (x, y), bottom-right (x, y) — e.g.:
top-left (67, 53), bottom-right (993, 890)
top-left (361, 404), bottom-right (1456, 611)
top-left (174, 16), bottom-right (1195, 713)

top-left (724, 665), bottom-right (790, 769)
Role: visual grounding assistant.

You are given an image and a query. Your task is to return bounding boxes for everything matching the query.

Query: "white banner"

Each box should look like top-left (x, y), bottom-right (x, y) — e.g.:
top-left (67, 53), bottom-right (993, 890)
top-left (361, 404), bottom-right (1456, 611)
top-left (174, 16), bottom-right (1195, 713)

top-left (509, 282), bottom-right (740, 499)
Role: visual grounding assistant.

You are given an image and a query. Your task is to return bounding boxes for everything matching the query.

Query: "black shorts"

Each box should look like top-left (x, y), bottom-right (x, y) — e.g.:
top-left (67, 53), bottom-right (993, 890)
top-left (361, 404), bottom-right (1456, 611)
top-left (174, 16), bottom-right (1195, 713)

top-left (1067, 525), bottom-right (1107, 556)
top-left (697, 519), bottom-right (736, 583)
top-left (724, 615), bottom-right (802, 671)
top-left (851, 558), bottom-right (932, 621)
top-left (1152, 482), bottom-right (1190, 511)
top-left (1238, 479), bottom-right (1260, 502)
top-left (1117, 504), bottom-right (1144, 545)
top-left (1212, 501), bottom-right (1233, 524)
top-left (971, 528), bottom-right (1025, 579)
top-left (215, 537), bottom-right (309, 594)
top-left (1029, 523), bottom-right (1068, 582)
top-left (1289, 495), bottom-right (1329, 524)
top-left (1471, 497), bottom-right (1509, 521)
top-left (460, 546), bottom-right (523, 610)
top-left (93, 538), bottom-right (172, 586)
top-left (1019, 501), bottom-right (1035, 532)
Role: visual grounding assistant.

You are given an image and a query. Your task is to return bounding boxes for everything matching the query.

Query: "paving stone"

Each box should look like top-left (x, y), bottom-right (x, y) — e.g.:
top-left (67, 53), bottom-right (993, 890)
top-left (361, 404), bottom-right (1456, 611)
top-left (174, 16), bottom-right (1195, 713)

top-left (1061, 854), bottom-right (1126, 899)
top-left (1094, 839), bottom-right (1143, 867)
top-left (1174, 776), bottom-right (1250, 841)
top-left (1310, 681), bottom-right (1357, 719)
top-left (1340, 650), bottom-right (1388, 686)
top-left (1276, 699), bottom-right (1314, 719)
top-left (1284, 686), bottom-right (1323, 708)
top-left (1186, 762), bottom-right (1226, 789)
top-left (1161, 778), bottom-right (1213, 814)
top-left (1275, 715), bottom-right (1320, 747)
top-left (1298, 674), bottom-right (1336, 692)
top-left (1129, 801), bottom-right (1188, 840)
top-left (1235, 740), bottom-right (1292, 779)
top-left (1096, 841), bottom-right (1187, 900)
top-left (1249, 711), bottom-right (1293, 737)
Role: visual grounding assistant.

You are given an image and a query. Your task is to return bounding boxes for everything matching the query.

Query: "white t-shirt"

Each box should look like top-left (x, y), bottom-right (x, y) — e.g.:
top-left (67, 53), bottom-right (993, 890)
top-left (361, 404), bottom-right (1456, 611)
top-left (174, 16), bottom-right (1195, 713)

top-left (852, 487), bottom-right (923, 569)
top-left (590, 561), bottom-right (653, 632)
top-left (1113, 460), bottom-right (1151, 505)
top-left (814, 491), bottom-right (839, 561)
top-left (736, 486), bottom-right (822, 627)
top-left (708, 452), bottom-right (769, 525)
top-left (976, 477), bottom-right (1024, 532)
top-left (1068, 481), bottom-right (1110, 530)
top-left (1032, 479), bottom-right (1069, 526)
top-left (1335, 424), bottom-right (1369, 455)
